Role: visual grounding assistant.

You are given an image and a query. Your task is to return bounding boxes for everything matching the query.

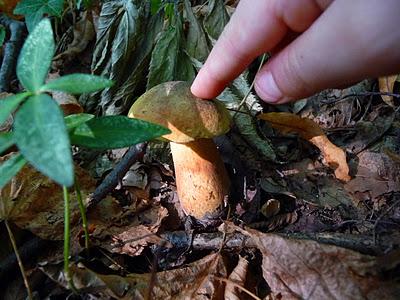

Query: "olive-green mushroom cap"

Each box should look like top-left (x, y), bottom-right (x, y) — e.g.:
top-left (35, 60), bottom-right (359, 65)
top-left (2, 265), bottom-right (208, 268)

top-left (128, 81), bottom-right (231, 143)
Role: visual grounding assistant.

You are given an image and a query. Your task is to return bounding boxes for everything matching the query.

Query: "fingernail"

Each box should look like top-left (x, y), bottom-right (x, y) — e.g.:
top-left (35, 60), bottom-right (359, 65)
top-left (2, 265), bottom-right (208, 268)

top-left (255, 72), bottom-right (283, 103)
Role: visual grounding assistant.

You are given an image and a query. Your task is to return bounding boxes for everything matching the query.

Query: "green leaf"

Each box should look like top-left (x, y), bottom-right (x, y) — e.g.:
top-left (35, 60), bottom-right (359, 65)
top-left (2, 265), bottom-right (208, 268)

top-left (16, 18), bottom-right (54, 92)
top-left (14, 0), bottom-right (64, 31)
top-left (0, 25), bottom-right (5, 47)
top-left (0, 132), bottom-right (14, 155)
top-left (0, 153), bottom-right (26, 189)
top-left (0, 92), bottom-right (30, 126)
top-left (41, 74), bottom-right (113, 94)
top-left (203, 0), bottom-right (230, 40)
top-left (184, 0), bottom-right (209, 62)
top-left (13, 94), bottom-right (74, 186)
top-left (150, 0), bottom-right (162, 15)
top-left (65, 113), bottom-right (94, 131)
top-left (70, 115), bottom-right (170, 149)
top-left (89, 0), bottom-right (144, 115)
top-left (147, 15), bottom-right (195, 89)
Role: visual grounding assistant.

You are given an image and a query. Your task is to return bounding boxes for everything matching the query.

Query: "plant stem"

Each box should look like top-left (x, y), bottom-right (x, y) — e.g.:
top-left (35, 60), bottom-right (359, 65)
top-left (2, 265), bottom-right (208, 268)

top-left (63, 186), bottom-right (77, 292)
top-left (5, 220), bottom-right (33, 300)
top-left (74, 181), bottom-right (90, 250)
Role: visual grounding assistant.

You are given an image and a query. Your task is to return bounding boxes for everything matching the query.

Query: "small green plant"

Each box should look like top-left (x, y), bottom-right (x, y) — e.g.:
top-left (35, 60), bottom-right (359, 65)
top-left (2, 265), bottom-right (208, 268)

top-left (14, 0), bottom-right (65, 32)
top-left (0, 18), bottom-right (170, 293)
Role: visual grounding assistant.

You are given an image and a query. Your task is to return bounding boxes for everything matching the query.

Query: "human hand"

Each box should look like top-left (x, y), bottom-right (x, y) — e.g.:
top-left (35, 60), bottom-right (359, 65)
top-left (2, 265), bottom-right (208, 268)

top-left (191, 0), bottom-right (400, 104)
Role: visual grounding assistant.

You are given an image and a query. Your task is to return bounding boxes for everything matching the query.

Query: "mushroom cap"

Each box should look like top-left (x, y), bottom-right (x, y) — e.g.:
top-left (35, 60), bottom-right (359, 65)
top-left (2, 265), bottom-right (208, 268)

top-left (128, 81), bottom-right (231, 143)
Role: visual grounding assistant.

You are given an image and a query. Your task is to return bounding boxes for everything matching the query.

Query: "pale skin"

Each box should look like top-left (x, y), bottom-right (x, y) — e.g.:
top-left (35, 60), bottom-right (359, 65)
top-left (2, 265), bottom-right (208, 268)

top-left (191, 0), bottom-right (400, 104)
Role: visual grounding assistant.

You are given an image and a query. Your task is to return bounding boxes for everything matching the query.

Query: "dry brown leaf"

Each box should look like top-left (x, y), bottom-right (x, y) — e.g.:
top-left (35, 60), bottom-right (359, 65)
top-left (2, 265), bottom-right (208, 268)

top-left (88, 198), bottom-right (168, 256)
top-left (224, 256), bottom-right (249, 300)
top-left (0, 154), bottom-right (95, 240)
top-left (345, 151), bottom-right (400, 203)
top-left (233, 225), bottom-right (400, 300)
top-left (41, 253), bottom-right (227, 299)
top-left (378, 75), bottom-right (397, 107)
top-left (259, 112), bottom-right (350, 182)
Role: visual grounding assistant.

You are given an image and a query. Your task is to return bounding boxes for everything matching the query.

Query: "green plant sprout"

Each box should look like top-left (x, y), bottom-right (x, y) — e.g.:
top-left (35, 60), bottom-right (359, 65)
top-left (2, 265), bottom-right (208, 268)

top-left (0, 18), bottom-right (170, 294)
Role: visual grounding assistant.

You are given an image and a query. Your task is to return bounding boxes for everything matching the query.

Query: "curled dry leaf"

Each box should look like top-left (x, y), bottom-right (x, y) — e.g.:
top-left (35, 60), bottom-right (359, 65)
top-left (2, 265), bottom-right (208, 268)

top-left (233, 225), bottom-right (400, 300)
top-left (259, 112), bottom-right (350, 182)
top-left (378, 75), bottom-right (397, 107)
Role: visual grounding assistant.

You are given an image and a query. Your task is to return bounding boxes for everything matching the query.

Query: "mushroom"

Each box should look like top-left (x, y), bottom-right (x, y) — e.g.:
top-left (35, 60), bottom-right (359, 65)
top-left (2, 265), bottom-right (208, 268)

top-left (128, 81), bottom-right (231, 219)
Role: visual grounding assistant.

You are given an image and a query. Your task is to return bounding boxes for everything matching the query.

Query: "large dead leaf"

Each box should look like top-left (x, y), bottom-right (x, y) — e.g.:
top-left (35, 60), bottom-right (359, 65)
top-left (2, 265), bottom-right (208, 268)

top-left (232, 225), bottom-right (400, 299)
top-left (259, 112), bottom-right (350, 182)
top-left (0, 155), bottom-right (95, 240)
top-left (41, 253), bottom-right (227, 299)
top-left (378, 75), bottom-right (397, 107)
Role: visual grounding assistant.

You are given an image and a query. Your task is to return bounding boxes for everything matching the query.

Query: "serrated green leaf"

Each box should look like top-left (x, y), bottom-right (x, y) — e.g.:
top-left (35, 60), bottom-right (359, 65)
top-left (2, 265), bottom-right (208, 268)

top-left (89, 0), bottom-right (145, 115)
top-left (106, 10), bottom-right (163, 115)
top-left (203, 0), bottom-right (230, 40)
top-left (0, 153), bottom-right (26, 189)
top-left (14, 0), bottom-right (64, 31)
top-left (0, 132), bottom-right (14, 155)
top-left (217, 86), bottom-right (277, 162)
top-left (147, 15), bottom-right (195, 89)
top-left (147, 21), bottom-right (179, 89)
top-left (0, 92), bottom-right (30, 126)
top-left (184, 0), bottom-right (209, 62)
top-left (13, 94), bottom-right (74, 186)
top-left (65, 113), bottom-right (94, 131)
top-left (41, 74), bottom-right (113, 94)
top-left (0, 25), bottom-right (5, 47)
top-left (16, 18), bottom-right (54, 92)
top-left (70, 115), bottom-right (170, 149)
top-left (230, 74), bottom-right (263, 115)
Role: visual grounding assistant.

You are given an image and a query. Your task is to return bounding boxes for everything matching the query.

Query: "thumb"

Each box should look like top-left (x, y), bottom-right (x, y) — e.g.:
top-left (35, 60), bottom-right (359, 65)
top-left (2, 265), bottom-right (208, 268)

top-left (255, 0), bottom-right (400, 104)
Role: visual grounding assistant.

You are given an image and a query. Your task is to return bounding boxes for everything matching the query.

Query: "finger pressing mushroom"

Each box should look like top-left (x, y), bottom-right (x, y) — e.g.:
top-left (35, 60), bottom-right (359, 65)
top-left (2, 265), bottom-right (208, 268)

top-left (128, 81), bottom-right (231, 220)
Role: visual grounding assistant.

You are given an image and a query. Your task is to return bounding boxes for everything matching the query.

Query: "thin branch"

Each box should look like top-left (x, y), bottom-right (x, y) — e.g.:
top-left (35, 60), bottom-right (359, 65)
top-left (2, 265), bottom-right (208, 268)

top-left (89, 143), bottom-right (147, 207)
top-left (0, 15), bottom-right (25, 92)
top-left (4, 220), bottom-right (33, 300)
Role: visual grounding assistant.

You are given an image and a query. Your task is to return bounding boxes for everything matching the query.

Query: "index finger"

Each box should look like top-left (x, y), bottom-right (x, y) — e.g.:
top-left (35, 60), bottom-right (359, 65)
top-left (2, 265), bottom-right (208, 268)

top-left (191, 0), bottom-right (326, 99)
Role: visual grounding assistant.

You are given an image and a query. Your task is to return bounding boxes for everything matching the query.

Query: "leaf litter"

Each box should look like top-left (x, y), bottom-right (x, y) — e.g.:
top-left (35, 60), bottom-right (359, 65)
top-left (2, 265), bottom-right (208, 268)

top-left (2, 1), bottom-right (400, 299)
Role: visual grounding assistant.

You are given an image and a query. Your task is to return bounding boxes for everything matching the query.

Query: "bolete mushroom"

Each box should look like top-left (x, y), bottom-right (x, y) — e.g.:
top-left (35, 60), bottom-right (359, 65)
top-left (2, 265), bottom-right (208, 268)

top-left (128, 81), bottom-right (231, 219)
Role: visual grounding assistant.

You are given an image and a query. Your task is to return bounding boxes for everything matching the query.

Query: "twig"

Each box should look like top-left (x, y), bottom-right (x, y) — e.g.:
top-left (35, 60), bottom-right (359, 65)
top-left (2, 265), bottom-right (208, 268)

top-left (4, 220), bottom-right (33, 300)
top-left (89, 143), bottom-right (147, 207)
top-left (0, 15), bottom-right (25, 92)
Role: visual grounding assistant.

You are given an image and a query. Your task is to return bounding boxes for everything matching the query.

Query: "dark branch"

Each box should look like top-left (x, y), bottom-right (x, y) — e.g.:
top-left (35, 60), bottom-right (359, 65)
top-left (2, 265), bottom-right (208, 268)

top-left (0, 14), bottom-right (25, 92)
top-left (88, 142), bottom-right (147, 207)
